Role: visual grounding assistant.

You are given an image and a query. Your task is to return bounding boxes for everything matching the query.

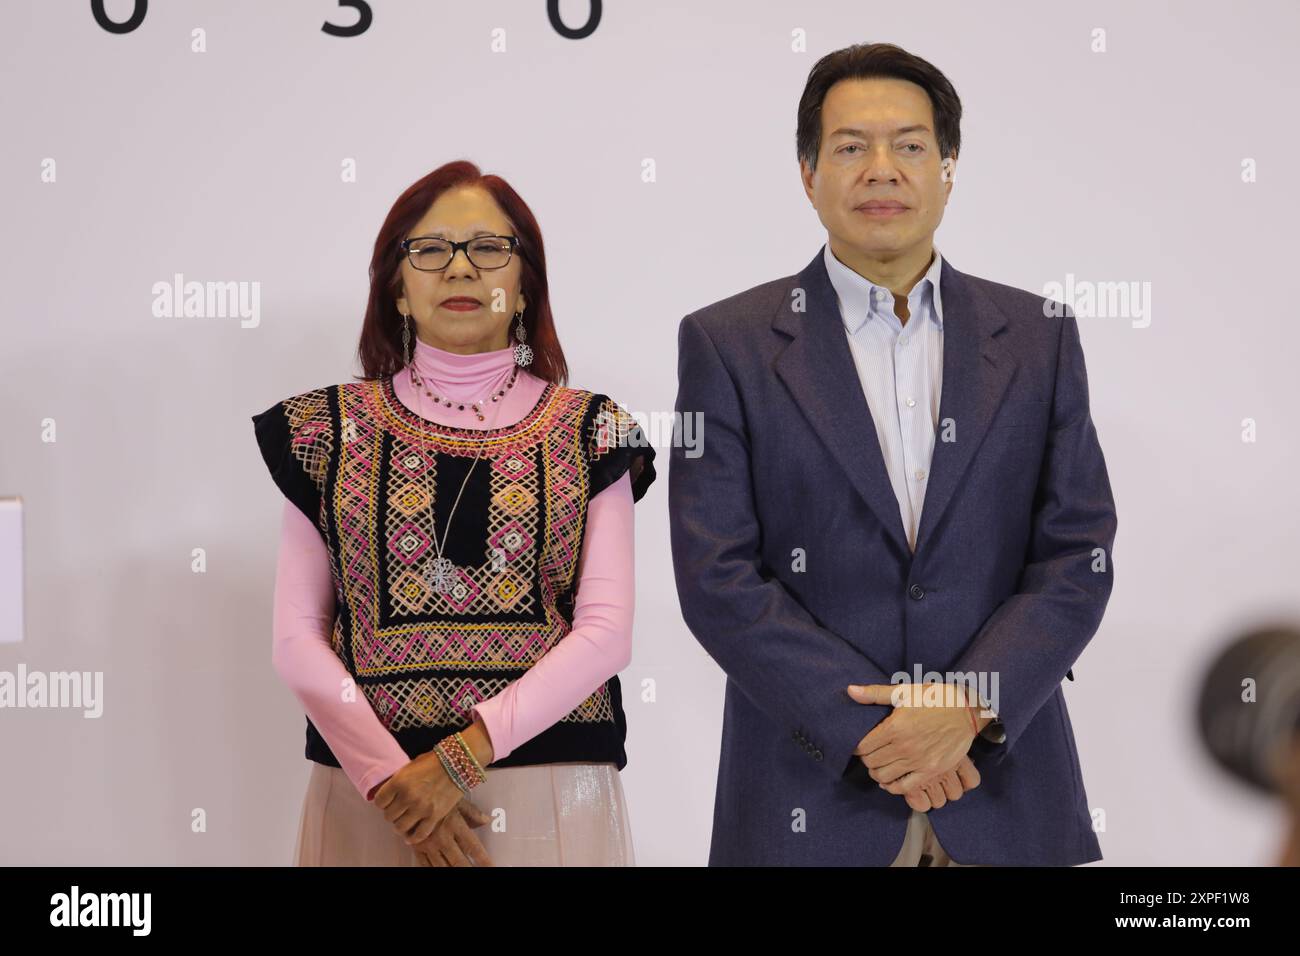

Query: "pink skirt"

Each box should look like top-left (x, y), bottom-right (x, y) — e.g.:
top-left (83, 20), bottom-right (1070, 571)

top-left (292, 761), bottom-right (635, 866)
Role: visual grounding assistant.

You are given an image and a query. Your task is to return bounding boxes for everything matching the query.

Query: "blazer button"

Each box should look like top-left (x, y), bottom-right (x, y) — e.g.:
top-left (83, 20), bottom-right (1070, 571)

top-left (908, 584), bottom-right (925, 600)
top-left (813, 749), bottom-right (824, 760)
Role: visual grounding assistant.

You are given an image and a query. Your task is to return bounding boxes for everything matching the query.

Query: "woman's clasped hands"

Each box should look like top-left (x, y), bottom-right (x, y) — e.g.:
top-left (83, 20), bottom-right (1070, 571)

top-left (372, 748), bottom-right (466, 846)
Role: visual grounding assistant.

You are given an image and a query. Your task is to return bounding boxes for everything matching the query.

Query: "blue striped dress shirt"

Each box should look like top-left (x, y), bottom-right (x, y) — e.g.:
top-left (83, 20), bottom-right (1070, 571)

top-left (823, 241), bottom-right (945, 554)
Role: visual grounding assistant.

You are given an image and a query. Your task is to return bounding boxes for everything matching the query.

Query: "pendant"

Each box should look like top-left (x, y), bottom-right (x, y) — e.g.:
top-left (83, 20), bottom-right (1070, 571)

top-left (426, 556), bottom-right (456, 594)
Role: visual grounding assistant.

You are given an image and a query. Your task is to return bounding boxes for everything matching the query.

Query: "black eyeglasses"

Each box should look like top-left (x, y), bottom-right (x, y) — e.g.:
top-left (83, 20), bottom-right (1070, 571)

top-left (399, 235), bottom-right (520, 272)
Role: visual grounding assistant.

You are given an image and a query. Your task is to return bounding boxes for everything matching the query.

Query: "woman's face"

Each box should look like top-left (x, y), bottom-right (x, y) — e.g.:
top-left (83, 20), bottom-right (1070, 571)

top-left (395, 185), bottom-right (526, 355)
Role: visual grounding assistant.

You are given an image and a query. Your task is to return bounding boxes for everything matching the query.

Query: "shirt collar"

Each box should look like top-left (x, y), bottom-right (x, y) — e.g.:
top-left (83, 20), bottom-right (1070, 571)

top-left (822, 241), bottom-right (945, 335)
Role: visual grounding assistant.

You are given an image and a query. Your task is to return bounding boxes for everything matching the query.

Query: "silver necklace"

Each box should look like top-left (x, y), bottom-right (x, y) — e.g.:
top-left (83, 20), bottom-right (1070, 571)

top-left (407, 361), bottom-right (515, 596)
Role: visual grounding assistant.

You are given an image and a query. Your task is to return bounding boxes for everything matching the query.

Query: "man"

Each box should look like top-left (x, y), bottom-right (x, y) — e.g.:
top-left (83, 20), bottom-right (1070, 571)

top-left (668, 42), bottom-right (1117, 866)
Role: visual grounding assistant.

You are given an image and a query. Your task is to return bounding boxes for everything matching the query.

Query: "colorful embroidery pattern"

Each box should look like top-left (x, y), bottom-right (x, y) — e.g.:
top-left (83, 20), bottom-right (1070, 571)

top-left (281, 389), bottom-right (334, 515)
top-left (256, 377), bottom-right (642, 750)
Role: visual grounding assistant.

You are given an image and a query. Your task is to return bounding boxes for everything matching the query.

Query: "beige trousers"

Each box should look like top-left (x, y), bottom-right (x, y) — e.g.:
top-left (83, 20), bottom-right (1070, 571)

top-left (889, 809), bottom-right (983, 867)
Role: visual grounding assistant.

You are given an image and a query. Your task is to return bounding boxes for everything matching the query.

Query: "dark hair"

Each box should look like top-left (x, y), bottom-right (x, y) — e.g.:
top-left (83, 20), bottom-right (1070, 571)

top-left (354, 159), bottom-right (568, 385)
top-left (795, 43), bottom-right (962, 172)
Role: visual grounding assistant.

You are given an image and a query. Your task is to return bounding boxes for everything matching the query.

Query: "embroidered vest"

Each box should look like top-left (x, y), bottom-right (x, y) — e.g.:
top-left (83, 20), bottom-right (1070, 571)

top-left (252, 375), bottom-right (655, 770)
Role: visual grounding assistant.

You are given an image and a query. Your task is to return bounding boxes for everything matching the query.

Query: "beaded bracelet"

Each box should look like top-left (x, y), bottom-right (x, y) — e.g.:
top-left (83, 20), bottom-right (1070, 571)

top-left (453, 732), bottom-right (487, 780)
top-left (434, 732), bottom-right (487, 793)
top-left (445, 739), bottom-right (482, 791)
top-left (433, 747), bottom-right (470, 794)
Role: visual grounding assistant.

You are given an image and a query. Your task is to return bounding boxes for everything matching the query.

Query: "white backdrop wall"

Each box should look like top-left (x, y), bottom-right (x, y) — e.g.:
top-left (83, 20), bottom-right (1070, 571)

top-left (1, 0), bottom-right (1297, 864)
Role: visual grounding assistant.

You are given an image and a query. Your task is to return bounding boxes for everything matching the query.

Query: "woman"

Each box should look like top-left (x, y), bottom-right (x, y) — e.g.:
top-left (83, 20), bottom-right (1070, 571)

top-left (251, 160), bottom-right (655, 866)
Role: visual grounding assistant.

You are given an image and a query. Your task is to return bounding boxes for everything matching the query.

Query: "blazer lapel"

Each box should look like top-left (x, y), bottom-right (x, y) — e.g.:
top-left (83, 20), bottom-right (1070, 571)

top-left (772, 247), bottom-right (1017, 559)
top-left (913, 257), bottom-right (1015, 554)
top-left (773, 247), bottom-right (910, 556)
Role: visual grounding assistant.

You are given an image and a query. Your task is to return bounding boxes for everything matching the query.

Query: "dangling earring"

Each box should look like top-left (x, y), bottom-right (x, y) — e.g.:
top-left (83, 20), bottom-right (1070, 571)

top-left (400, 312), bottom-right (412, 366)
top-left (512, 310), bottom-right (534, 367)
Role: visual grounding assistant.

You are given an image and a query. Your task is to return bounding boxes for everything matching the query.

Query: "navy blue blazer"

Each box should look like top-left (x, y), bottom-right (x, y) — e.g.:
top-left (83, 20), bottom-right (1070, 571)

top-left (668, 245), bottom-right (1117, 866)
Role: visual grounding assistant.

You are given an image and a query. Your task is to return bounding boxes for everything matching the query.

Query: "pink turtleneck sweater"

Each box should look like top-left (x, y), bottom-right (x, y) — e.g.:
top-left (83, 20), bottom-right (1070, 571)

top-left (270, 338), bottom-right (635, 801)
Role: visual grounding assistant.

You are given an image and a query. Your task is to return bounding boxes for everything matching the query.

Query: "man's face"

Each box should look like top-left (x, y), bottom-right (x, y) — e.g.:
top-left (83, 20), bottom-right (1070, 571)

top-left (801, 77), bottom-right (953, 261)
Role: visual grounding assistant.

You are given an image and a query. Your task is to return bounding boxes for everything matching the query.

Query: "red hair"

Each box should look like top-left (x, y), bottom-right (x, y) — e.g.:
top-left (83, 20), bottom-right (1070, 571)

top-left (354, 160), bottom-right (568, 385)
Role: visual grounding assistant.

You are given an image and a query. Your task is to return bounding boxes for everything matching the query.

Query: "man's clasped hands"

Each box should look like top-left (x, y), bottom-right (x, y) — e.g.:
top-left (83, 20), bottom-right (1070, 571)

top-left (849, 681), bottom-right (995, 812)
